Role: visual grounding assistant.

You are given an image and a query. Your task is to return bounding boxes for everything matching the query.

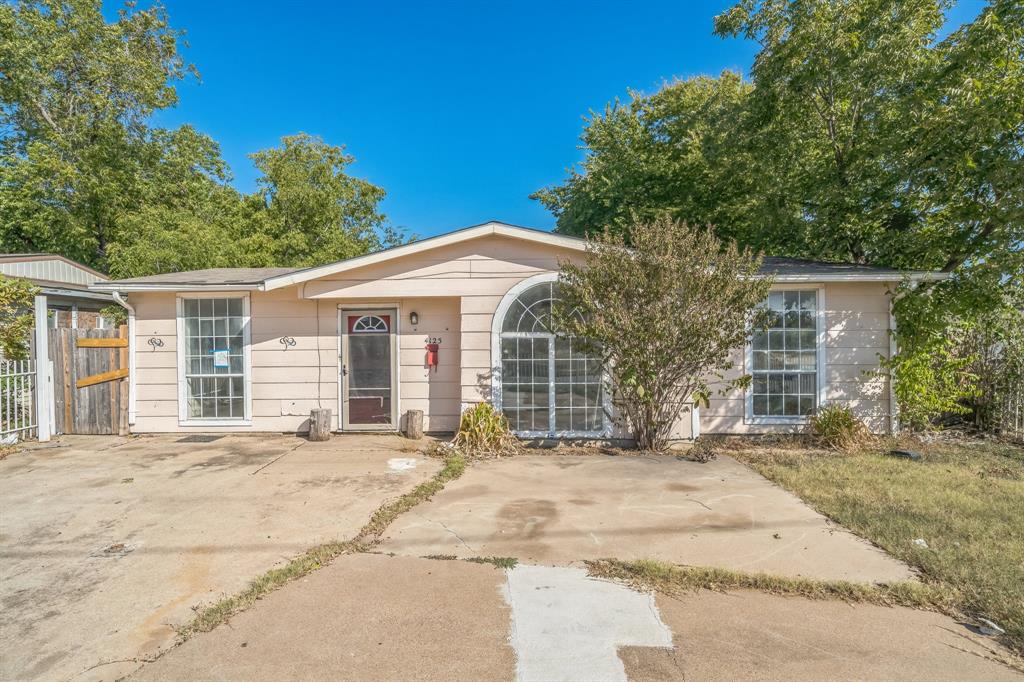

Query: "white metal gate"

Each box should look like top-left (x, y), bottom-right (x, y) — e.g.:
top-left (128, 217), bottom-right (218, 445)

top-left (1, 359), bottom-right (37, 443)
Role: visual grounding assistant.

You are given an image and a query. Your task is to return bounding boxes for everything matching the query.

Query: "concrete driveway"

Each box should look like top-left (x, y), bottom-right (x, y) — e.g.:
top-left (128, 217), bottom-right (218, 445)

top-left (136, 554), bottom-right (1020, 682)
top-left (0, 433), bottom-right (438, 682)
top-left (378, 454), bottom-right (912, 582)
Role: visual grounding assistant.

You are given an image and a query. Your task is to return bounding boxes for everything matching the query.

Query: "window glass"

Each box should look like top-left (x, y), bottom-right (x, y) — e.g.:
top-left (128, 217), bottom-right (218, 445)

top-left (181, 297), bottom-right (246, 419)
top-left (499, 282), bottom-right (603, 435)
top-left (751, 290), bottom-right (817, 417)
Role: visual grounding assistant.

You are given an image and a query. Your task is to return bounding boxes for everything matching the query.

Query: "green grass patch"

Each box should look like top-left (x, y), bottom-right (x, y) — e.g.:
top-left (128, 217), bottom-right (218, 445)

top-left (179, 454), bottom-right (467, 640)
top-left (465, 556), bottom-right (519, 569)
top-left (727, 438), bottom-right (1024, 654)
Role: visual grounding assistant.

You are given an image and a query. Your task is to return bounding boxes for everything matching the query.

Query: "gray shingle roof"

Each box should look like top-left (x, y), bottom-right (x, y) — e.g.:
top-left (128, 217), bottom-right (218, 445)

top-left (759, 257), bottom-right (908, 278)
top-left (98, 267), bottom-right (299, 287)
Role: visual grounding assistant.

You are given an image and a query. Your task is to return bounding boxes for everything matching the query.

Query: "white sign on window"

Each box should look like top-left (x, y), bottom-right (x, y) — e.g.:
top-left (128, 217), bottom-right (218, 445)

top-left (212, 349), bottom-right (229, 368)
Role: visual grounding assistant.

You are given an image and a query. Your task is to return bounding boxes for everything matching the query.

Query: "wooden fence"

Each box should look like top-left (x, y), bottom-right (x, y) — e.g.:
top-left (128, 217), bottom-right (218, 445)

top-left (49, 326), bottom-right (129, 435)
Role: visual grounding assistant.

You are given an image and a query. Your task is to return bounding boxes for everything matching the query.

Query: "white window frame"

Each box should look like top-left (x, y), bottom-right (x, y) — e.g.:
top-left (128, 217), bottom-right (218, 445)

top-left (176, 292), bottom-right (253, 427)
top-left (491, 272), bottom-right (611, 439)
top-left (744, 285), bottom-right (827, 425)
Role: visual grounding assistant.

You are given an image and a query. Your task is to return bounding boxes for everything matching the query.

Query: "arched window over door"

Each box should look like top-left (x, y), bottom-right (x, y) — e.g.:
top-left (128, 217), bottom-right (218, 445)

top-left (493, 276), bottom-right (605, 437)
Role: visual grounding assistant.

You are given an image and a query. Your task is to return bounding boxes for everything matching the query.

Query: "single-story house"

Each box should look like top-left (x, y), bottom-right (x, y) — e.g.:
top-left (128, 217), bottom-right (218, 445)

top-left (90, 221), bottom-right (947, 439)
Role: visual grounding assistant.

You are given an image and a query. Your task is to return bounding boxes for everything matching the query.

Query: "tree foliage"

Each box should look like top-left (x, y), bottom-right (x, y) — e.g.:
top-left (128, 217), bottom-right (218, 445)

top-left (0, 275), bottom-right (37, 360)
top-left (1, 0), bottom-right (398, 280)
top-left (555, 216), bottom-right (772, 451)
top-left (536, 0), bottom-right (1024, 428)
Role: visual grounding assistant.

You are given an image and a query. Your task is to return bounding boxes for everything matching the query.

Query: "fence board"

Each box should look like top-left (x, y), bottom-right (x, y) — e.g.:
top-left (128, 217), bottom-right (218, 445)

top-left (46, 328), bottom-right (127, 435)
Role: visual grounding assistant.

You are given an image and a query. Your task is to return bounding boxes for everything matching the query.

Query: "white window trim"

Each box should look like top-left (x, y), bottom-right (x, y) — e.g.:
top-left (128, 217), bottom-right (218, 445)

top-left (176, 292), bottom-right (253, 427)
top-left (491, 272), bottom-right (612, 439)
top-left (744, 285), bottom-right (827, 425)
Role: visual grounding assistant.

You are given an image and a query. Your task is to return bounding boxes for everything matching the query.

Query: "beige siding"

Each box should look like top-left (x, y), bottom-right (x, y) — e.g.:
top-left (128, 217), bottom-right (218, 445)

top-left (700, 281), bottom-right (894, 435)
top-left (130, 289), bottom-right (461, 434)
top-left (128, 235), bottom-right (892, 439)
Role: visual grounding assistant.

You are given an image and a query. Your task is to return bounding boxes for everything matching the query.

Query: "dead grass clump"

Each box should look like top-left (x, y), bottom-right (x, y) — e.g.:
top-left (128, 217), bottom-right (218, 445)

top-left (808, 403), bottom-right (871, 450)
top-left (452, 402), bottom-right (521, 457)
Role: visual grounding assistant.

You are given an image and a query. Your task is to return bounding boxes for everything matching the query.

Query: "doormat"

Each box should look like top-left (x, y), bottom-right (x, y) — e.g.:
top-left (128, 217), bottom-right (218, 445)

top-left (176, 435), bottom-right (224, 443)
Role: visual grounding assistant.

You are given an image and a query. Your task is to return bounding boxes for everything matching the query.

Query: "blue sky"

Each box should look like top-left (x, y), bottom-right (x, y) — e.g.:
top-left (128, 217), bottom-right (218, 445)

top-left (148, 1), bottom-right (985, 238)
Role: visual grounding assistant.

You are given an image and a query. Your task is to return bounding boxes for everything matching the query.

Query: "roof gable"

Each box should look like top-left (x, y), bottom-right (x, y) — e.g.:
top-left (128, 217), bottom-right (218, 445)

top-left (260, 222), bottom-right (587, 291)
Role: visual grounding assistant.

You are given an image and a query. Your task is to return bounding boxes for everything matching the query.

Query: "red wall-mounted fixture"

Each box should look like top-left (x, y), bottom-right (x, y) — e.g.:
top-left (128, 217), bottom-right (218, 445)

top-left (425, 342), bottom-right (439, 371)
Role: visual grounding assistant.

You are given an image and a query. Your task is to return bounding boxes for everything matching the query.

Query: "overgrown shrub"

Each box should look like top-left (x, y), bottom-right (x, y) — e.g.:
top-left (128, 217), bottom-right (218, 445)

top-left (555, 216), bottom-right (773, 452)
top-left (808, 403), bottom-right (868, 450)
top-left (452, 402), bottom-right (519, 456)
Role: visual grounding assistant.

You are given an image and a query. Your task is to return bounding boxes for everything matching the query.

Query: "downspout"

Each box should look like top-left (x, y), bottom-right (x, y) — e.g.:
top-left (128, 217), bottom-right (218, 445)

top-left (112, 291), bottom-right (136, 425)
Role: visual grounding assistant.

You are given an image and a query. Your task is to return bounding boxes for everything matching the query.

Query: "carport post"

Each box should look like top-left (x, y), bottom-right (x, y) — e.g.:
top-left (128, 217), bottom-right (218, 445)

top-left (33, 294), bottom-right (52, 442)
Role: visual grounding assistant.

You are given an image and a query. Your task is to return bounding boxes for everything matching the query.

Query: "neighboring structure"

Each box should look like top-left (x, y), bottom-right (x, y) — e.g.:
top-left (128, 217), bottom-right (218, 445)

top-left (0, 254), bottom-right (114, 442)
top-left (92, 221), bottom-right (948, 438)
top-left (0, 254), bottom-right (114, 328)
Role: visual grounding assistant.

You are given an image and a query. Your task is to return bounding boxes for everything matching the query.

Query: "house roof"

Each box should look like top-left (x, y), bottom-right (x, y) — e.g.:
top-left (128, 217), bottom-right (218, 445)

top-left (91, 221), bottom-right (950, 292)
top-left (1, 253), bottom-right (108, 282)
top-left (93, 267), bottom-right (298, 290)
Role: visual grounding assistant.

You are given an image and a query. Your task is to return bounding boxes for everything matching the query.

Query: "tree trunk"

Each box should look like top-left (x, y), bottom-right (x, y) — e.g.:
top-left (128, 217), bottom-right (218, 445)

top-left (308, 408), bottom-right (332, 441)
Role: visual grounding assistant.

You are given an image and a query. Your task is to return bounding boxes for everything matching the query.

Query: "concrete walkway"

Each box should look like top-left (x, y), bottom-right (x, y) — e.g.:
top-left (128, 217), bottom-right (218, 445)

top-left (0, 434), bottom-right (438, 682)
top-left (378, 454), bottom-right (913, 582)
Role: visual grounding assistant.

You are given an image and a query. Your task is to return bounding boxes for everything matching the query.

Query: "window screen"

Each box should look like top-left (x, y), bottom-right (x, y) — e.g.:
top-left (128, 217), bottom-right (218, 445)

top-left (750, 290), bottom-right (818, 417)
top-left (181, 297), bottom-right (246, 420)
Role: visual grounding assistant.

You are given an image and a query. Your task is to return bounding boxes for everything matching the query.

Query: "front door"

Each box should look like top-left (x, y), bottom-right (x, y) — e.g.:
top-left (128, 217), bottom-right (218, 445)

top-left (340, 308), bottom-right (398, 430)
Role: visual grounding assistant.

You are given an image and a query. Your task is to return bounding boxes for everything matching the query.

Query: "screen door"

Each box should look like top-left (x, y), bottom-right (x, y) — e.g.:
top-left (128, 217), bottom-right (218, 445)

top-left (340, 309), bottom-right (397, 430)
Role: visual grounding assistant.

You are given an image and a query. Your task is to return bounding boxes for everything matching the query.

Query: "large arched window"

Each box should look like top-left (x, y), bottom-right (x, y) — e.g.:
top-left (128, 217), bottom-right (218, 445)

top-left (493, 276), bottom-right (605, 437)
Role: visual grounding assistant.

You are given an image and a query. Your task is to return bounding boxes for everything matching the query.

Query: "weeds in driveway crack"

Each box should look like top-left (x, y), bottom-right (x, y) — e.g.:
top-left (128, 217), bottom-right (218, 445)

top-left (466, 556), bottom-right (518, 569)
top-left (587, 558), bottom-right (960, 612)
top-left (177, 454), bottom-right (467, 641)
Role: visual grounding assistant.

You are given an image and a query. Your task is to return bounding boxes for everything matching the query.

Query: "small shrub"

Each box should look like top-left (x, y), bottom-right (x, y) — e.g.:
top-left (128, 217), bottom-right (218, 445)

top-left (687, 437), bottom-right (718, 463)
top-left (808, 403), bottom-right (868, 450)
top-left (453, 402), bottom-right (519, 456)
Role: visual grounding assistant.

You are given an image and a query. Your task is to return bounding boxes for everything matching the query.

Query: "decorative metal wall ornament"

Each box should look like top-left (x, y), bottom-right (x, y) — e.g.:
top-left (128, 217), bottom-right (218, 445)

top-left (147, 337), bottom-right (164, 349)
top-left (279, 336), bottom-right (297, 350)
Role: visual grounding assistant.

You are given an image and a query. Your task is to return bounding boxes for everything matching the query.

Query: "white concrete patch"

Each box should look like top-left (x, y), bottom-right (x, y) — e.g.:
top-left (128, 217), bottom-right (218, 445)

top-left (387, 457), bottom-right (419, 471)
top-left (503, 565), bottom-right (673, 682)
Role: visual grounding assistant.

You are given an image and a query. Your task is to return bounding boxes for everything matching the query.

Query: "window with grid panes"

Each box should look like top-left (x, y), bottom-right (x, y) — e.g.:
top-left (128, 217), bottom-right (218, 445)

top-left (750, 290), bottom-right (819, 417)
top-left (181, 297), bottom-right (247, 420)
top-left (498, 281), bottom-right (604, 436)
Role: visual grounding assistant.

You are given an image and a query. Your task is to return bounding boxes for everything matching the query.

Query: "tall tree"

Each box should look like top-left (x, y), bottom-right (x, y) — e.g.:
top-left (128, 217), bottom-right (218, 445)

top-left (538, 0), bottom-right (1022, 279)
top-left (0, 0), bottom-right (215, 268)
top-left (538, 0), bottom-right (1023, 426)
top-left (244, 133), bottom-right (398, 268)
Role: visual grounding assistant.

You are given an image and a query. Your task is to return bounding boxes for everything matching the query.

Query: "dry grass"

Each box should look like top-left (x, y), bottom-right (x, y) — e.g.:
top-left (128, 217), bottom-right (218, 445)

top-left (726, 436), bottom-right (1024, 655)
top-left (587, 559), bottom-right (959, 612)
top-left (179, 453), bottom-right (467, 639)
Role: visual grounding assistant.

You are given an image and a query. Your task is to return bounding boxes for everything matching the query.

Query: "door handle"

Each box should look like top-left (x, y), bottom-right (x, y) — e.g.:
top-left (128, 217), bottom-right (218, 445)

top-left (342, 364), bottom-right (348, 376)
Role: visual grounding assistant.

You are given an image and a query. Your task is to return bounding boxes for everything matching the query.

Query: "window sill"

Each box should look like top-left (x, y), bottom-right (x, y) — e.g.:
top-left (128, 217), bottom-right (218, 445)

top-left (745, 416), bottom-right (810, 425)
top-left (178, 419), bottom-right (252, 428)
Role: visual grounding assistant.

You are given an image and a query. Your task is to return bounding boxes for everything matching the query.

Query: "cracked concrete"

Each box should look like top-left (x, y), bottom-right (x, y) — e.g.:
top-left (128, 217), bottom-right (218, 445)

top-left (0, 433), bottom-right (439, 682)
top-left (377, 454), bottom-right (915, 583)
